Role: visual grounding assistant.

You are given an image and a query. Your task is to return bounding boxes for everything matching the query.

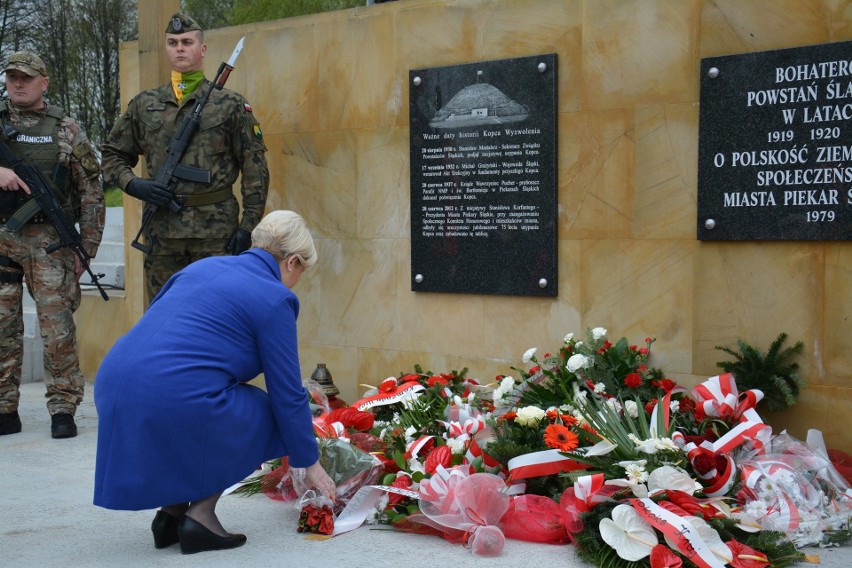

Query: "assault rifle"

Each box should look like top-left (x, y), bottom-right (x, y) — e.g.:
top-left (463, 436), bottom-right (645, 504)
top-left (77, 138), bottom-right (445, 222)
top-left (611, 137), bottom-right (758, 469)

top-left (131, 36), bottom-right (246, 254)
top-left (0, 125), bottom-right (109, 301)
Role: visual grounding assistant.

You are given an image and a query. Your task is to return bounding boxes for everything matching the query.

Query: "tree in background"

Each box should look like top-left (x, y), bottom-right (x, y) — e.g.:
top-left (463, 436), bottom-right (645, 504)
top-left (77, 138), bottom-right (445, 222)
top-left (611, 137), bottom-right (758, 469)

top-left (184, 0), bottom-right (364, 29)
top-left (0, 0), bottom-right (135, 147)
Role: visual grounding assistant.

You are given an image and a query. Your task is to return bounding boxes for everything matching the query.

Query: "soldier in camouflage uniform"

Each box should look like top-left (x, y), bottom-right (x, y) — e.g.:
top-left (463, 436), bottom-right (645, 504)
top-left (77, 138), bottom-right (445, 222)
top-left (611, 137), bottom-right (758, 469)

top-left (0, 51), bottom-right (104, 438)
top-left (101, 12), bottom-right (269, 303)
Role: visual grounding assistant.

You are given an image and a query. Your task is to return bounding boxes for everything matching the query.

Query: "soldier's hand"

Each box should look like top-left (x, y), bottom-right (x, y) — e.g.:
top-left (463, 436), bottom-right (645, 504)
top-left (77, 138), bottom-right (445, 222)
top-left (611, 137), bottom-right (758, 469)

top-left (126, 178), bottom-right (172, 206)
top-left (0, 166), bottom-right (30, 194)
top-left (225, 228), bottom-right (252, 255)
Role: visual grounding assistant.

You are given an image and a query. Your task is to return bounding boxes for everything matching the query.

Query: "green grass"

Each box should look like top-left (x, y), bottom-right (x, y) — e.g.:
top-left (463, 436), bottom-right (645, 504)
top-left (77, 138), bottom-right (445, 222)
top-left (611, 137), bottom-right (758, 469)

top-left (104, 187), bottom-right (123, 207)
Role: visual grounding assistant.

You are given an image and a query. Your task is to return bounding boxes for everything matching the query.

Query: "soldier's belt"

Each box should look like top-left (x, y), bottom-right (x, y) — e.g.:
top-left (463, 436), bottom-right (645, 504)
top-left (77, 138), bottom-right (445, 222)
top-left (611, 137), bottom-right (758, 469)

top-left (173, 188), bottom-right (233, 207)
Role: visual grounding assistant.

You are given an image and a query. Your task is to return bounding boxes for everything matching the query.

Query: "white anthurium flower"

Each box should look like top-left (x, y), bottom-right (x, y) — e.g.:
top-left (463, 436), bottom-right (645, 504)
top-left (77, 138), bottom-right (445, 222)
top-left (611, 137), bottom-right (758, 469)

top-left (731, 509), bottom-right (763, 533)
top-left (566, 354), bottom-right (590, 373)
top-left (404, 426), bottom-right (417, 443)
top-left (646, 466), bottom-right (697, 496)
top-left (591, 327), bottom-right (608, 340)
top-left (563, 332), bottom-right (574, 343)
top-left (664, 515), bottom-right (733, 564)
top-left (599, 504), bottom-right (658, 561)
top-left (515, 405), bottom-right (546, 426)
top-left (584, 439), bottom-right (619, 456)
top-left (407, 457), bottom-right (425, 475)
top-left (522, 347), bottom-right (537, 363)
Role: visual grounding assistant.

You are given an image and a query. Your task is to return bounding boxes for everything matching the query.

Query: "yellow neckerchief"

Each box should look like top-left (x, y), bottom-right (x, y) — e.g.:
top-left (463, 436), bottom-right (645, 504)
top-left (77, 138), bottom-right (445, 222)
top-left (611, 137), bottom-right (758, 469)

top-left (171, 70), bottom-right (205, 104)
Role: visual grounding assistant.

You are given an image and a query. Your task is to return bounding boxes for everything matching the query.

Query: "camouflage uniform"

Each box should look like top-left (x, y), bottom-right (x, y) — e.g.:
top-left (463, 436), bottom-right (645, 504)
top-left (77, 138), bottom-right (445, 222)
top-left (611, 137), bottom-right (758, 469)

top-left (0, 101), bottom-right (105, 417)
top-left (101, 77), bottom-right (269, 300)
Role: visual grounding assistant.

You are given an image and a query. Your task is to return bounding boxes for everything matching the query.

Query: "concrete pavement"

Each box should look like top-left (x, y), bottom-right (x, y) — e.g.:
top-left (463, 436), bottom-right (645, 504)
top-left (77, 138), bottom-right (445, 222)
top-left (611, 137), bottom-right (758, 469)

top-left (2, 381), bottom-right (851, 568)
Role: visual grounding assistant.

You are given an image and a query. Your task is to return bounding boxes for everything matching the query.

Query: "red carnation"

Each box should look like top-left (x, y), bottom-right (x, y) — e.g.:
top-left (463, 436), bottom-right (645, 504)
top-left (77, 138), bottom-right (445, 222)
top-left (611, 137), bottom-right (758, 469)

top-left (639, 347), bottom-right (650, 355)
top-left (691, 453), bottom-right (715, 475)
top-left (624, 373), bottom-right (643, 388)
top-left (659, 378), bottom-right (676, 392)
top-left (644, 399), bottom-right (658, 414)
top-left (678, 397), bottom-right (696, 413)
top-left (528, 365), bottom-right (541, 374)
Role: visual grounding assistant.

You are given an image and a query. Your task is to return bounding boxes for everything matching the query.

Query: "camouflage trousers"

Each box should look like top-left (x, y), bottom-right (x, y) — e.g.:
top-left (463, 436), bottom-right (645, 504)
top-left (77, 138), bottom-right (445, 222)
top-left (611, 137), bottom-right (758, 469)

top-left (144, 236), bottom-right (230, 304)
top-left (0, 224), bottom-right (83, 416)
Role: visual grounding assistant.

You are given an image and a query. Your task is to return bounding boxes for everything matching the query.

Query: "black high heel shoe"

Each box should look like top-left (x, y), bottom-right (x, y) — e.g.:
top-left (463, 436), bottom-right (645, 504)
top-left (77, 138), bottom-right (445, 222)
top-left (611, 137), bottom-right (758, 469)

top-left (151, 510), bottom-right (181, 549)
top-left (178, 515), bottom-right (247, 554)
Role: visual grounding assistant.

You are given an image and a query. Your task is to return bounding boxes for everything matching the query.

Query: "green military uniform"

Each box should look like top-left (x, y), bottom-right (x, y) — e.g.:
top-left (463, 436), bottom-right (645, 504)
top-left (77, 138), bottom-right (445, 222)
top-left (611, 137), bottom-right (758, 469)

top-left (101, 14), bottom-right (269, 301)
top-left (0, 71), bottom-right (104, 425)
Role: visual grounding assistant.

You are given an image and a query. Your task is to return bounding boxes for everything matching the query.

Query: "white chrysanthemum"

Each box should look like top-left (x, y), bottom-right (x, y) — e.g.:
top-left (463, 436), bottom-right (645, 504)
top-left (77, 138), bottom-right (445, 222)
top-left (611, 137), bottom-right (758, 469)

top-left (566, 353), bottom-right (590, 373)
top-left (744, 500), bottom-right (769, 518)
top-left (592, 327), bottom-right (608, 340)
top-left (563, 332), bottom-right (574, 343)
top-left (515, 405), bottom-right (546, 426)
top-left (669, 400), bottom-right (680, 413)
top-left (522, 347), bottom-right (537, 363)
top-left (654, 437), bottom-right (679, 452)
top-left (624, 400), bottom-right (639, 418)
top-left (366, 494), bottom-right (390, 524)
top-left (593, 382), bottom-right (606, 394)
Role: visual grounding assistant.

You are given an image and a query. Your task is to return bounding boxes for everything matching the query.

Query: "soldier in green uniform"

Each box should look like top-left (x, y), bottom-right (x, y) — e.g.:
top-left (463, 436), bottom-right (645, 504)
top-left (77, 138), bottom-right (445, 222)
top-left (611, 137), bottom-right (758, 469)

top-left (0, 51), bottom-right (104, 438)
top-left (101, 12), bottom-right (269, 303)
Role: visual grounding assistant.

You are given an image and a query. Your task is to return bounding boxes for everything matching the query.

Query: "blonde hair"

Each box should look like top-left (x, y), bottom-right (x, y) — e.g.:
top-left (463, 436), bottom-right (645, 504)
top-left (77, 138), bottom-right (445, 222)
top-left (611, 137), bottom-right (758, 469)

top-left (251, 210), bottom-right (317, 269)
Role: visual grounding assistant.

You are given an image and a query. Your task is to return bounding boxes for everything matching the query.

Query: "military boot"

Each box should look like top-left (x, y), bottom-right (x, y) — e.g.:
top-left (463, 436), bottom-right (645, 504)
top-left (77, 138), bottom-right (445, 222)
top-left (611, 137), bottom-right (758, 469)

top-left (51, 413), bottom-right (77, 438)
top-left (0, 411), bottom-right (22, 435)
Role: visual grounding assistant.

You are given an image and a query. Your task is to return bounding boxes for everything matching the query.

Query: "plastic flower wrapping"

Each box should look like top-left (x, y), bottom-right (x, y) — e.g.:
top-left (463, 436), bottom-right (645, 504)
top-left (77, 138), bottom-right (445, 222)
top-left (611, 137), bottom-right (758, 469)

top-left (235, 329), bottom-right (852, 565)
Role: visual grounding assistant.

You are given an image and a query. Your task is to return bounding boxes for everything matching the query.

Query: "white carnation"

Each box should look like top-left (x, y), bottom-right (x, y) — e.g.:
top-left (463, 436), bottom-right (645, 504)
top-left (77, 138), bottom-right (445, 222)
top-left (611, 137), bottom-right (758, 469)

top-left (522, 347), bottom-right (537, 363)
top-left (566, 354), bottom-right (590, 373)
top-left (591, 327), bottom-right (608, 340)
top-left (624, 400), bottom-right (639, 418)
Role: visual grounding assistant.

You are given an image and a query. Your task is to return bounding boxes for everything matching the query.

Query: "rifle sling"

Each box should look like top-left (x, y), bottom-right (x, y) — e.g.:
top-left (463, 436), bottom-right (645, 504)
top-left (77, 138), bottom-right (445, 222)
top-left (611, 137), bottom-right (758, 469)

top-left (174, 187), bottom-right (232, 207)
top-left (3, 197), bottom-right (42, 233)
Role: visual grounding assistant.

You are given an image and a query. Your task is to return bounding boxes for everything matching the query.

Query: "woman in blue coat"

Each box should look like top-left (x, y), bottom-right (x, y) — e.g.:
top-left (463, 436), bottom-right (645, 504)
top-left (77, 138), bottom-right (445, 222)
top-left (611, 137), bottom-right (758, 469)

top-left (93, 210), bottom-right (335, 554)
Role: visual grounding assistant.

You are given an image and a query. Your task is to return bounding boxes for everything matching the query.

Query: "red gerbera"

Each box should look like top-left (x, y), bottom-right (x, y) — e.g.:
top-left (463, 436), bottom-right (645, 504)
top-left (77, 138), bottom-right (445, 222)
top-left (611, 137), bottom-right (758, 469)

top-left (401, 373), bottom-right (421, 383)
top-left (427, 375), bottom-right (448, 388)
top-left (379, 377), bottom-right (397, 393)
top-left (543, 424), bottom-right (579, 452)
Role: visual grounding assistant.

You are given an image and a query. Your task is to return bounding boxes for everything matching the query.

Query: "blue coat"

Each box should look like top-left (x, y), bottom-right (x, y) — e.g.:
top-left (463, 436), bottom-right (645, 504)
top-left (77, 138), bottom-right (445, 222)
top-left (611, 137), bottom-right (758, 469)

top-left (93, 249), bottom-right (319, 510)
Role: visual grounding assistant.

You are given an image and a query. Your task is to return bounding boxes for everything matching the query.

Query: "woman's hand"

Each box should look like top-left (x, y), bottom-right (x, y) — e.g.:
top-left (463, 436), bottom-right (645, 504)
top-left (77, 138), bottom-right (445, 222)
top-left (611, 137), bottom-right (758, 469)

top-left (305, 460), bottom-right (336, 501)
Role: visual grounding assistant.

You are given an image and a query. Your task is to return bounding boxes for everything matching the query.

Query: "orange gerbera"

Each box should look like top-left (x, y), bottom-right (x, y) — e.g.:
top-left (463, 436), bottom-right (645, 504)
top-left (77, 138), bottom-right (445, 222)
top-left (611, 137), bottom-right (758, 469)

top-left (543, 424), bottom-right (579, 452)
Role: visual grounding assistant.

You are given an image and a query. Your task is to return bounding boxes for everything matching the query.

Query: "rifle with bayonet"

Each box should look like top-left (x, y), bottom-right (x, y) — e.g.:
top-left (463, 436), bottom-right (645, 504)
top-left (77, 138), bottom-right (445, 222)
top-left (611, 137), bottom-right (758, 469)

top-left (0, 125), bottom-right (109, 301)
top-left (131, 36), bottom-right (246, 254)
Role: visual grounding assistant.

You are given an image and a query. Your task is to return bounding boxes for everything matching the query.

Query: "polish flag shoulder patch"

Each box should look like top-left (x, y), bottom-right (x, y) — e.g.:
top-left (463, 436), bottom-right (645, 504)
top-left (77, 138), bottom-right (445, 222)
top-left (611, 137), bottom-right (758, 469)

top-left (244, 102), bottom-right (253, 113)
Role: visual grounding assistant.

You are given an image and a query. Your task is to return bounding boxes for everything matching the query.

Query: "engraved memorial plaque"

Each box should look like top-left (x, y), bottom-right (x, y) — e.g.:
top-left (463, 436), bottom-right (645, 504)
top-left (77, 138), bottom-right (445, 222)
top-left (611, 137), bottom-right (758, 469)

top-left (409, 54), bottom-right (558, 296)
top-left (698, 41), bottom-right (852, 240)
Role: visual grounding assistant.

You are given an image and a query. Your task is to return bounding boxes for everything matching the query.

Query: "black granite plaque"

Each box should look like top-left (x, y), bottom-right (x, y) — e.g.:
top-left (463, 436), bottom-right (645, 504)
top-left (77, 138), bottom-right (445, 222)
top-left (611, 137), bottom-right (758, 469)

top-left (409, 54), bottom-right (557, 296)
top-left (698, 41), bottom-right (852, 240)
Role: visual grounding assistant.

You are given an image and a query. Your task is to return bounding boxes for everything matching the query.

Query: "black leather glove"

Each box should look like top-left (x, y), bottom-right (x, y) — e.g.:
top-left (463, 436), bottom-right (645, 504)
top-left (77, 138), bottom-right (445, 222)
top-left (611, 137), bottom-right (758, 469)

top-left (125, 178), bottom-right (172, 207)
top-left (225, 228), bottom-right (252, 255)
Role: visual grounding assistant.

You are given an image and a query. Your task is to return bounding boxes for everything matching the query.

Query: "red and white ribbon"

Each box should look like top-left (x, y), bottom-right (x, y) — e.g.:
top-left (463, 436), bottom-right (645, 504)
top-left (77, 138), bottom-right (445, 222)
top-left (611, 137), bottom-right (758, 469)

top-left (631, 498), bottom-right (728, 568)
top-left (507, 449), bottom-right (590, 481)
